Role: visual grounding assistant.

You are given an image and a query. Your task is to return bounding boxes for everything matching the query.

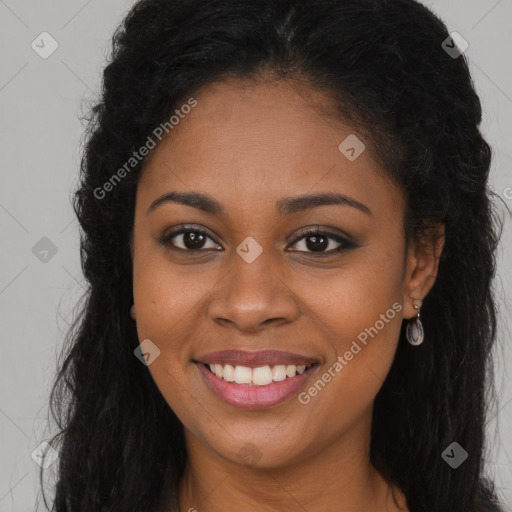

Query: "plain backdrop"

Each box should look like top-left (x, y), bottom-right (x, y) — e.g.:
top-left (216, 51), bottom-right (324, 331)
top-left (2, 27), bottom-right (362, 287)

top-left (0, 1), bottom-right (511, 511)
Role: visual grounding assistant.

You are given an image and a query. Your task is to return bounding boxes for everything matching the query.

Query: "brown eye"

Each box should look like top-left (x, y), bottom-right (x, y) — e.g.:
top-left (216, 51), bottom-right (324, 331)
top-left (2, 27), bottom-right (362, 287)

top-left (288, 227), bottom-right (356, 255)
top-left (159, 226), bottom-right (222, 252)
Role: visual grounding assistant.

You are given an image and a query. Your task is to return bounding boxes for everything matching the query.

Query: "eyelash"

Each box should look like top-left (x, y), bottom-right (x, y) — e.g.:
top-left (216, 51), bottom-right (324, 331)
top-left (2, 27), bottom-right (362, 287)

top-left (159, 224), bottom-right (356, 256)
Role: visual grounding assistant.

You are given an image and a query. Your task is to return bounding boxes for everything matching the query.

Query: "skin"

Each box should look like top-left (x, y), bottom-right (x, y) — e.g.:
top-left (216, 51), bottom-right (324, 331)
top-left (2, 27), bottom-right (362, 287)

top-left (130, 75), bottom-right (444, 512)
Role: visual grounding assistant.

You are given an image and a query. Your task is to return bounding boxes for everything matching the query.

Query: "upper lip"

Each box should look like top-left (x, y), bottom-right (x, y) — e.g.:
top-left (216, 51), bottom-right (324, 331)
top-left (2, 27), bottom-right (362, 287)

top-left (195, 350), bottom-right (319, 367)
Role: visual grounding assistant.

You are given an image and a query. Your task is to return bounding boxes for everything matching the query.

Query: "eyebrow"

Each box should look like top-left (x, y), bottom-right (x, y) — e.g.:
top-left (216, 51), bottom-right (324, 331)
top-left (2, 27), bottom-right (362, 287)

top-left (147, 191), bottom-right (372, 217)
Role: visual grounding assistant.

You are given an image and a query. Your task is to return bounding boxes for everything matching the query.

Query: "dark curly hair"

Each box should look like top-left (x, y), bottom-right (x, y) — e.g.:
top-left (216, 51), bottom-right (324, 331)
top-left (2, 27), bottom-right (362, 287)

top-left (39, 0), bottom-right (506, 511)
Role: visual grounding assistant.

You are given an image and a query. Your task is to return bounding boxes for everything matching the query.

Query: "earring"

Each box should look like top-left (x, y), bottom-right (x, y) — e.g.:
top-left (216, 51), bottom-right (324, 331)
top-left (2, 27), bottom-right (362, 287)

top-left (130, 304), bottom-right (136, 320)
top-left (406, 304), bottom-right (424, 345)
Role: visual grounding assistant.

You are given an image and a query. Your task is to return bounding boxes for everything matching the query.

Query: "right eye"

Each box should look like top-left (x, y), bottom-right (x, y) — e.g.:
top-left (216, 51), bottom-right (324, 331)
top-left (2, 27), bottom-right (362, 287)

top-left (159, 226), bottom-right (223, 252)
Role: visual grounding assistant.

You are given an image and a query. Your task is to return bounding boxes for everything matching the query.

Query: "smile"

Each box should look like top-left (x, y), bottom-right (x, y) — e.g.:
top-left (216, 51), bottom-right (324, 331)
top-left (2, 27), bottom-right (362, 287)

top-left (194, 350), bottom-right (320, 409)
top-left (205, 362), bottom-right (315, 385)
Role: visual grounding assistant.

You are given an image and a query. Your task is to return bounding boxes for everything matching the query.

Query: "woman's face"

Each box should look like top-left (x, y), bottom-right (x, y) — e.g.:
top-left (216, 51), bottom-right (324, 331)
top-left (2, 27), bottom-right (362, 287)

top-left (131, 77), bottom-right (435, 469)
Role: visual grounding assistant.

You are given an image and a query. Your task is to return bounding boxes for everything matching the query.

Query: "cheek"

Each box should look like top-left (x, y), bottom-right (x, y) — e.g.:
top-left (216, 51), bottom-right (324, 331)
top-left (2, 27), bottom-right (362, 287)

top-left (131, 256), bottom-right (207, 426)
top-left (295, 251), bottom-right (404, 423)
top-left (131, 240), bottom-right (228, 425)
top-left (295, 296), bottom-right (403, 435)
top-left (132, 233), bottom-right (216, 348)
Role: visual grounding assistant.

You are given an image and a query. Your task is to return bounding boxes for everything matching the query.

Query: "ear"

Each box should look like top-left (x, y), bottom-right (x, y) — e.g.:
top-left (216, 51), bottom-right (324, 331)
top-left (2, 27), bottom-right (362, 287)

top-left (402, 223), bottom-right (445, 319)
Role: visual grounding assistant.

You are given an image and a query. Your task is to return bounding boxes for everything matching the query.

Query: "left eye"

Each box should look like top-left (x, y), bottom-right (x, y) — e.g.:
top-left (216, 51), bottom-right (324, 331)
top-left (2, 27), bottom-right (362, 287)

top-left (287, 228), bottom-right (354, 254)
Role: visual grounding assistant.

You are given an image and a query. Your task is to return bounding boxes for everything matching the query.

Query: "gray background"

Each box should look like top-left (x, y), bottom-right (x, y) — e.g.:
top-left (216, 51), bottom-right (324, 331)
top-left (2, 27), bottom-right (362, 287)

top-left (0, 1), bottom-right (511, 510)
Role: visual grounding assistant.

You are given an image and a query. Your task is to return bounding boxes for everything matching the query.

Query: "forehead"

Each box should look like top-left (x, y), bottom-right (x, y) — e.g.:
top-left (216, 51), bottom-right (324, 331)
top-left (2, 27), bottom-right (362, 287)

top-left (137, 77), bottom-right (403, 221)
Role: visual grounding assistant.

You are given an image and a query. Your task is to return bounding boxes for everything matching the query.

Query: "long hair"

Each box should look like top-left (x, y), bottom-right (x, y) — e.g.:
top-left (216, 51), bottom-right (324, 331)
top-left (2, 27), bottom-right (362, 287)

top-left (40, 1), bottom-right (505, 511)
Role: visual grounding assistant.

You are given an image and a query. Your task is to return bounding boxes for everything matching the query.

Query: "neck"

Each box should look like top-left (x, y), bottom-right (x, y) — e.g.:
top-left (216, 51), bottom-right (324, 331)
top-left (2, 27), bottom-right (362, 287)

top-left (176, 411), bottom-right (407, 512)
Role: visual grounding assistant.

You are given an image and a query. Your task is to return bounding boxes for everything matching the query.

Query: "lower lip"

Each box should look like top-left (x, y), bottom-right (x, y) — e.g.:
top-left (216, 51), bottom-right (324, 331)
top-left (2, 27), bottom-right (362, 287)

top-left (196, 363), bottom-right (318, 410)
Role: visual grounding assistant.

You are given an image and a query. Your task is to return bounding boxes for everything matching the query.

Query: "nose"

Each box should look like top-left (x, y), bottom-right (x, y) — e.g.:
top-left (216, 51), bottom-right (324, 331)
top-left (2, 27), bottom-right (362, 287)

top-left (207, 252), bottom-right (300, 333)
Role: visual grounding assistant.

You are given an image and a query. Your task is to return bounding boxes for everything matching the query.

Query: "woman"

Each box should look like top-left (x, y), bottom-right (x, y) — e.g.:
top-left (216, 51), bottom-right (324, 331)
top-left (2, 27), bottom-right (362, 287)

top-left (41, 0), bottom-right (507, 511)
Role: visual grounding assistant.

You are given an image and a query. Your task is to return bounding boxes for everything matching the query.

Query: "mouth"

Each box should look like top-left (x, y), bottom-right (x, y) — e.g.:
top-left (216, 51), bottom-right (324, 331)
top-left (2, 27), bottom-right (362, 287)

top-left (194, 350), bottom-right (320, 409)
top-left (203, 361), bottom-right (317, 385)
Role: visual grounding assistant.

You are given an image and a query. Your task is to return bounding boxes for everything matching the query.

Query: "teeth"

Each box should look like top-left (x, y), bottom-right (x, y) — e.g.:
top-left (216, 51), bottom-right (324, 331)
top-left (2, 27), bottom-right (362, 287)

top-left (252, 366), bottom-right (273, 385)
top-left (223, 364), bottom-right (235, 382)
top-left (234, 365), bottom-right (252, 384)
top-left (206, 363), bottom-right (312, 385)
top-left (214, 364), bottom-right (223, 378)
top-left (286, 365), bottom-right (297, 378)
top-left (272, 365), bottom-right (287, 381)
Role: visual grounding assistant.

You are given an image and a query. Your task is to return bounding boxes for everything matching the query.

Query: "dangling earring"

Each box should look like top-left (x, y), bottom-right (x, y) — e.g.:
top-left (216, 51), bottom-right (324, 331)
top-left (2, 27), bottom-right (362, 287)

top-left (406, 304), bottom-right (424, 345)
top-left (130, 304), bottom-right (136, 320)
